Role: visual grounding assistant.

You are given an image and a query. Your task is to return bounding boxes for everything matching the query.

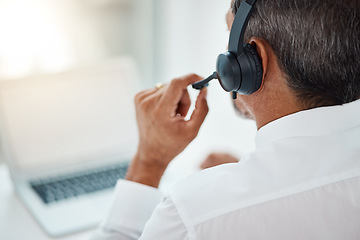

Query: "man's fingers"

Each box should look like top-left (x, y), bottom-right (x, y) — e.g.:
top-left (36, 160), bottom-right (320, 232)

top-left (140, 91), bottom-right (163, 110)
top-left (168, 74), bottom-right (203, 90)
top-left (136, 74), bottom-right (205, 120)
top-left (188, 88), bottom-right (209, 131)
top-left (134, 88), bottom-right (159, 105)
top-left (176, 88), bottom-right (191, 117)
top-left (200, 153), bottom-right (240, 169)
top-left (160, 74), bottom-right (203, 114)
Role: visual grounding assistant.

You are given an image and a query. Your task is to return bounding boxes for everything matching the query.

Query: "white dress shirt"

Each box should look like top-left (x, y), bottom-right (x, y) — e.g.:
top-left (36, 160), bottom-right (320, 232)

top-left (91, 99), bottom-right (360, 240)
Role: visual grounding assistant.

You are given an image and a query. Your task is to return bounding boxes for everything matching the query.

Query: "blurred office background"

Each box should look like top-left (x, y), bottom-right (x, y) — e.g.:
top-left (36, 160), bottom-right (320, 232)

top-left (0, 0), bottom-right (230, 84)
top-left (0, 0), bottom-right (154, 83)
top-left (0, 0), bottom-right (256, 166)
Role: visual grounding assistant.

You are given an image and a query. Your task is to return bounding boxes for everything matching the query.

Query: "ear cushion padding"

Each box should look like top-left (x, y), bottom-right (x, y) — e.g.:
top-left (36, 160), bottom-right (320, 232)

top-left (244, 43), bottom-right (263, 93)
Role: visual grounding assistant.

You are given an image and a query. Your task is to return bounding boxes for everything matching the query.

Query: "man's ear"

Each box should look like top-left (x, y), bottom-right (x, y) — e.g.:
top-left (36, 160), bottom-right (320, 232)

top-left (249, 37), bottom-right (269, 92)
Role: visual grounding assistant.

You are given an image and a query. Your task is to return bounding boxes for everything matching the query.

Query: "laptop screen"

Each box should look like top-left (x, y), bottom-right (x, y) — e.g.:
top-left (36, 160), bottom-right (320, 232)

top-left (0, 57), bottom-right (139, 171)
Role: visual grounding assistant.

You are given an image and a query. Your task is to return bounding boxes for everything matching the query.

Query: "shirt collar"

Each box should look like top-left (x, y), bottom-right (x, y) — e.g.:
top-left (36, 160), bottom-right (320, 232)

top-left (255, 99), bottom-right (360, 149)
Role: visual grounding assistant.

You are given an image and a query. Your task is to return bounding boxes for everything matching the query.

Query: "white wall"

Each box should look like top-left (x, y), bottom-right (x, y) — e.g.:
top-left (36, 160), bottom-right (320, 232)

top-left (154, 0), bottom-right (231, 82)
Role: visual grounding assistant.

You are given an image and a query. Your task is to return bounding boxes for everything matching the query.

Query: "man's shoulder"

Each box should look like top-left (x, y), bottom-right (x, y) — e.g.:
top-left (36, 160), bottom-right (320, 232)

top-left (168, 151), bottom-right (270, 199)
top-left (166, 155), bottom-right (264, 227)
top-left (165, 140), bottom-right (360, 228)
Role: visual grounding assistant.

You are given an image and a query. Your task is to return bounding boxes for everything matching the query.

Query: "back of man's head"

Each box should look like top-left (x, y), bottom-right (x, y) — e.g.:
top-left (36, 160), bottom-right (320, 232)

top-left (232, 0), bottom-right (360, 109)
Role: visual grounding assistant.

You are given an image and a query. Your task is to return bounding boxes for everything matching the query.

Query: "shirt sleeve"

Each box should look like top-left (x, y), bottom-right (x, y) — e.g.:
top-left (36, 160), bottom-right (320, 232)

top-left (139, 194), bottom-right (190, 240)
top-left (90, 179), bottom-right (163, 240)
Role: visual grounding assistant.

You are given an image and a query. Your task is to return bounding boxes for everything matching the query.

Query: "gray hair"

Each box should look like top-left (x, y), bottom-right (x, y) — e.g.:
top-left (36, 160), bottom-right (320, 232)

top-left (232, 0), bottom-right (360, 109)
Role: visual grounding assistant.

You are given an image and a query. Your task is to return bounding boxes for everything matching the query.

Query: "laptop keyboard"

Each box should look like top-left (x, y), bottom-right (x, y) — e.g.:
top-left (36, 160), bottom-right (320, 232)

top-left (30, 163), bottom-right (129, 204)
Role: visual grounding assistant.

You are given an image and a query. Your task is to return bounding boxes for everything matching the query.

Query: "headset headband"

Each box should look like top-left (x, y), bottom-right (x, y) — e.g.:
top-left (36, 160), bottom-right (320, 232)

top-left (228, 0), bottom-right (257, 56)
top-left (192, 0), bottom-right (262, 96)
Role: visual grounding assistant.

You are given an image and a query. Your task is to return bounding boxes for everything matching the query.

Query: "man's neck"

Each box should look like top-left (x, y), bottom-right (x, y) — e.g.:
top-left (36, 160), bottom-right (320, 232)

top-left (252, 89), bottom-right (305, 130)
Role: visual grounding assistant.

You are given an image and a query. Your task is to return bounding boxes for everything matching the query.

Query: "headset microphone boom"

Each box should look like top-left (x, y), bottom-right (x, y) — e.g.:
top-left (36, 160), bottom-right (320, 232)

top-left (192, 0), bottom-right (263, 99)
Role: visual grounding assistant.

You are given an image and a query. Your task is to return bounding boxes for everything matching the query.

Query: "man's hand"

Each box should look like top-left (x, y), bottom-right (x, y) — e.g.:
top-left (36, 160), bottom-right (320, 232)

top-left (126, 74), bottom-right (209, 188)
top-left (200, 153), bottom-right (239, 170)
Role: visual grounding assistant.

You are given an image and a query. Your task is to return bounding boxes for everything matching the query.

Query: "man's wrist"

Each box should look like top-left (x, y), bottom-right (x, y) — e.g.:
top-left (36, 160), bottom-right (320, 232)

top-left (125, 153), bottom-right (168, 188)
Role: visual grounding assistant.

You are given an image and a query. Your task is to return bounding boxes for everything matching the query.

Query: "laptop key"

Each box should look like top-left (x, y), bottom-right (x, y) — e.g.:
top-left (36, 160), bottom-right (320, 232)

top-left (30, 163), bottom-right (129, 204)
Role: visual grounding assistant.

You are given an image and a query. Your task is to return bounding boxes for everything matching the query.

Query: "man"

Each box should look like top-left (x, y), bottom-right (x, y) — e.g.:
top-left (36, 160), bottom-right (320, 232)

top-left (92, 0), bottom-right (360, 239)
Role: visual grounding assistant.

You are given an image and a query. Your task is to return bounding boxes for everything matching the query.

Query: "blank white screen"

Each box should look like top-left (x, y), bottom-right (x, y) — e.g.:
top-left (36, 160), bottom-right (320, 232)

top-left (0, 58), bottom-right (139, 170)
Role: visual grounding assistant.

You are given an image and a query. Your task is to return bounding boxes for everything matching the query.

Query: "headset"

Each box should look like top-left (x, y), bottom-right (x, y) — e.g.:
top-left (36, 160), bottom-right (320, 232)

top-left (192, 0), bottom-right (262, 99)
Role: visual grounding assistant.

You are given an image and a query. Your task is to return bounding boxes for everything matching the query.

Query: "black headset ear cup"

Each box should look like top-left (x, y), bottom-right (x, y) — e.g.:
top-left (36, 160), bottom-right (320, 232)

top-left (244, 43), bottom-right (263, 93)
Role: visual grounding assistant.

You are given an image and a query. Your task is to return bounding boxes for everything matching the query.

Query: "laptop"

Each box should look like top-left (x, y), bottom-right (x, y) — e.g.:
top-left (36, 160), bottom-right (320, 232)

top-left (0, 57), bottom-right (139, 237)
